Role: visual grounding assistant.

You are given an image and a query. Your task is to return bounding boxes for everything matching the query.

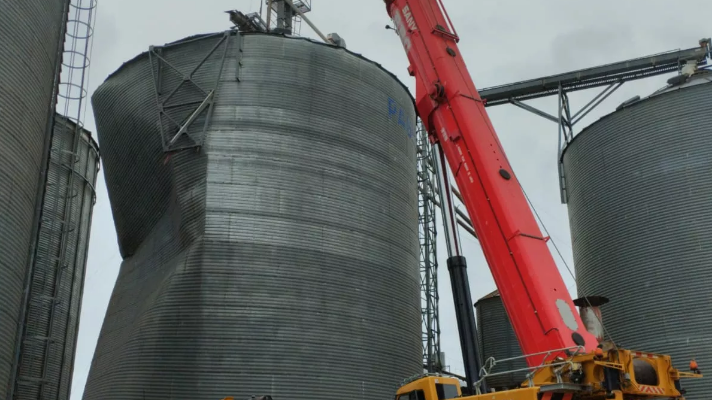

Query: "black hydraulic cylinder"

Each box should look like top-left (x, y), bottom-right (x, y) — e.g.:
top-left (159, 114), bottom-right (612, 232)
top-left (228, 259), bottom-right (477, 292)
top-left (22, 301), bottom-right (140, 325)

top-left (447, 255), bottom-right (487, 394)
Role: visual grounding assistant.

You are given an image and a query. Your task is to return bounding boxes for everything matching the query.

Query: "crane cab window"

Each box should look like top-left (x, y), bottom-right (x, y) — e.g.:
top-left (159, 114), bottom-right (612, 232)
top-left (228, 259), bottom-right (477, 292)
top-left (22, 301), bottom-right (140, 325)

top-left (435, 383), bottom-right (459, 400)
top-left (397, 389), bottom-right (425, 400)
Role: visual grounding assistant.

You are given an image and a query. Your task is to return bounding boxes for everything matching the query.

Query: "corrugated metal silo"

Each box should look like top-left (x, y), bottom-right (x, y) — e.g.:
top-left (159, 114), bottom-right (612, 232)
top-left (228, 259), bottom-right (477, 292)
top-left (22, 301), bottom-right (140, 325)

top-left (475, 290), bottom-right (526, 390)
top-left (563, 72), bottom-right (712, 399)
top-left (0, 1), bottom-right (71, 397)
top-left (12, 115), bottom-right (99, 400)
top-left (83, 31), bottom-right (421, 400)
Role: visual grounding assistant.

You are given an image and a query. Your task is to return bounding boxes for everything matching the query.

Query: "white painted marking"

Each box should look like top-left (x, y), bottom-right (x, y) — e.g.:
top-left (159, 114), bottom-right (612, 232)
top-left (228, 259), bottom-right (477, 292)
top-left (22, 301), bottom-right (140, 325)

top-left (556, 299), bottom-right (579, 331)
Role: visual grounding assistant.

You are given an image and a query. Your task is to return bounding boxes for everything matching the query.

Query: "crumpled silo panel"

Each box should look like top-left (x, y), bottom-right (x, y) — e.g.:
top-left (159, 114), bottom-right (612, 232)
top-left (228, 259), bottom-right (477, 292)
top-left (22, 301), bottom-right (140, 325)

top-left (83, 32), bottom-right (421, 400)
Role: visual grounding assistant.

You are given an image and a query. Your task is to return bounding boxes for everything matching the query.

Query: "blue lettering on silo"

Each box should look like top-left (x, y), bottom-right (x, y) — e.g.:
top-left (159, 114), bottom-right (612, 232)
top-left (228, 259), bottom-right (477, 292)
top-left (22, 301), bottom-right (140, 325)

top-left (387, 97), bottom-right (415, 142)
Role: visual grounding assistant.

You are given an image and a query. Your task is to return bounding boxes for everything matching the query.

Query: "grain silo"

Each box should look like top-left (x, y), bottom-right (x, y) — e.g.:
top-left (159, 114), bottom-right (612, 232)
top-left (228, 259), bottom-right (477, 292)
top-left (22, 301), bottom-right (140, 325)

top-left (83, 31), bottom-right (421, 400)
top-left (563, 71), bottom-right (712, 399)
top-left (475, 291), bottom-right (526, 390)
top-left (0, 1), bottom-right (71, 397)
top-left (12, 115), bottom-right (100, 400)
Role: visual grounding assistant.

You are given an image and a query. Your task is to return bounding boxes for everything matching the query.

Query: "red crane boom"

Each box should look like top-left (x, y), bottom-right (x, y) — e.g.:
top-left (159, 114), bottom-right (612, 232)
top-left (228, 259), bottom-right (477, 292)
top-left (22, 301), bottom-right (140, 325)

top-left (384, 0), bottom-right (597, 366)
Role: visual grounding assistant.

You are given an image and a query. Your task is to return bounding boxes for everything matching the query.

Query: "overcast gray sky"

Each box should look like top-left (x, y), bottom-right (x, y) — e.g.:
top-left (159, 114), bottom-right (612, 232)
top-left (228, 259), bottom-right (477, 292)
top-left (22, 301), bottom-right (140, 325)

top-left (71, 1), bottom-right (711, 398)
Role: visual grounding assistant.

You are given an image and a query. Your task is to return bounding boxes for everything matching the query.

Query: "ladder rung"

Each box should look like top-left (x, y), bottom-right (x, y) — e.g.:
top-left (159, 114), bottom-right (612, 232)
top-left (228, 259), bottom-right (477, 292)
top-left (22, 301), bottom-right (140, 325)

top-left (17, 376), bottom-right (48, 385)
top-left (29, 295), bottom-right (58, 303)
top-left (25, 335), bottom-right (54, 343)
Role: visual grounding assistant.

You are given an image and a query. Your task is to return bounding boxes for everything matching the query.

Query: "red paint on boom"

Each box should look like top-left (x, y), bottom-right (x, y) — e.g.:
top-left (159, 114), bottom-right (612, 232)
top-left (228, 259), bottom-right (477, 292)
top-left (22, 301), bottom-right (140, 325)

top-left (384, 0), bottom-right (597, 366)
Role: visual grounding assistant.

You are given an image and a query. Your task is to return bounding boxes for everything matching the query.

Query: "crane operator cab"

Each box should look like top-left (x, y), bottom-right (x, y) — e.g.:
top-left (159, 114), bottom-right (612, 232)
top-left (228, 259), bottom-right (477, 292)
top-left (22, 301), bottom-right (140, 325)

top-left (395, 376), bottom-right (462, 400)
top-left (395, 375), bottom-right (540, 400)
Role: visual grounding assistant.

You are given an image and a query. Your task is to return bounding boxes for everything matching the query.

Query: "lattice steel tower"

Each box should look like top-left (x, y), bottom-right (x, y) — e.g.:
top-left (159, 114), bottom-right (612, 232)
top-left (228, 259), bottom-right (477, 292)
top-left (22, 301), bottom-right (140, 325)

top-left (417, 122), bottom-right (442, 372)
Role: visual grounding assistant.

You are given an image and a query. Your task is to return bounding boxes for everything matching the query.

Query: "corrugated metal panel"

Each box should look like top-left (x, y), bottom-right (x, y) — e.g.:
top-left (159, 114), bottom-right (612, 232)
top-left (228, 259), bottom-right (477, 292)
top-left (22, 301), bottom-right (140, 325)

top-left (0, 1), bottom-right (70, 397)
top-left (475, 291), bottom-right (526, 390)
top-left (563, 74), bottom-right (712, 400)
top-left (83, 32), bottom-right (421, 400)
top-left (12, 115), bottom-right (99, 400)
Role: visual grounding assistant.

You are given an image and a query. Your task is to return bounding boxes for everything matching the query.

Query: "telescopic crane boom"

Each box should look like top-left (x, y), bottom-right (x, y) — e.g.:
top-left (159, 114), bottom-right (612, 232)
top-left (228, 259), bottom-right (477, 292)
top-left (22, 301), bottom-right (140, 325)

top-left (383, 0), bottom-right (703, 399)
top-left (385, 0), bottom-right (595, 362)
